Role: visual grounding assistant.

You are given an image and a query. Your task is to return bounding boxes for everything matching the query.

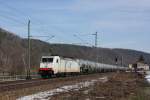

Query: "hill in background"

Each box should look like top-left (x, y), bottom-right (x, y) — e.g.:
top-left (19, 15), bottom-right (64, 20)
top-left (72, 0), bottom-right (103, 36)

top-left (0, 28), bottom-right (150, 75)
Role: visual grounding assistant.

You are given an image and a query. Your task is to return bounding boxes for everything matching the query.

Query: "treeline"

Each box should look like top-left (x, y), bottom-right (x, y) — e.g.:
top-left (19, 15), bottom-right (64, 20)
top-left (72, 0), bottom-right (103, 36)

top-left (0, 28), bottom-right (150, 75)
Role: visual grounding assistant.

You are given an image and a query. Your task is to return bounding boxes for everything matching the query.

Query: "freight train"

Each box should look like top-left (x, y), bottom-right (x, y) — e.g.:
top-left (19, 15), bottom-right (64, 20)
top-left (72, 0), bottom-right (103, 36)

top-left (38, 56), bottom-right (127, 78)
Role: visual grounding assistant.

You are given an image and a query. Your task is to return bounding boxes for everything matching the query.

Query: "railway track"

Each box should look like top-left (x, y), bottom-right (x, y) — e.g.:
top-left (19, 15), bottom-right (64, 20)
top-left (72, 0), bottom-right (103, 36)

top-left (0, 73), bottom-right (112, 93)
top-left (0, 78), bottom-right (52, 92)
top-left (0, 78), bottom-right (44, 85)
top-left (0, 75), bottom-right (81, 92)
top-left (0, 73), bottom-right (119, 100)
top-left (0, 75), bottom-right (76, 86)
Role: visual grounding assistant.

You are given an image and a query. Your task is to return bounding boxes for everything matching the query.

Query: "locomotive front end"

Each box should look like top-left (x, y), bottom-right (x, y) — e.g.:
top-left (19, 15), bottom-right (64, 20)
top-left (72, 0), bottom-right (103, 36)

top-left (39, 56), bottom-right (54, 78)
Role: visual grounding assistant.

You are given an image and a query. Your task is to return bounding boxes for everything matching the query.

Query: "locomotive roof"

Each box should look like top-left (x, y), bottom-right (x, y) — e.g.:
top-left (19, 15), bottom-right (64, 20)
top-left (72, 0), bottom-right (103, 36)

top-left (41, 55), bottom-right (76, 59)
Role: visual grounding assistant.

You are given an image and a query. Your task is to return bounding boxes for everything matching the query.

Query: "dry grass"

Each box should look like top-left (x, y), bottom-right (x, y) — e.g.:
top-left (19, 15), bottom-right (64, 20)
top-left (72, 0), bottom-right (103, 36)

top-left (0, 73), bottom-right (149, 100)
top-left (0, 73), bottom-right (106, 100)
top-left (50, 73), bottom-right (150, 100)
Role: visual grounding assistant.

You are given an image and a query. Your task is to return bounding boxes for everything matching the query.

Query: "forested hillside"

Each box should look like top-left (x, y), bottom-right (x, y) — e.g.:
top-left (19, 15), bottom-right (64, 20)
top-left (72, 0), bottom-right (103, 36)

top-left (0, 28), bottom-right (150, 74)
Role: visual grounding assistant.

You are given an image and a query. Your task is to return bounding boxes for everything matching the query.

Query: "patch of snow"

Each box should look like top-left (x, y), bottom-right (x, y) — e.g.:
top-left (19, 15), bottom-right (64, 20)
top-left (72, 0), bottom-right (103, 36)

top-left (95, 96), bottom-right (105, 99)
top-left (85, 98), bottom-right (90, 100)
top-left (145, 75), bottom-right (150, 79)
top-left (145, 74), bottom-right (150, 83)
top-left (83, 90), bottom-right (89, 94)
top-left (17, 77), bottom-right (108, 100)
top-left (99, 76), bottom-right (108, 83)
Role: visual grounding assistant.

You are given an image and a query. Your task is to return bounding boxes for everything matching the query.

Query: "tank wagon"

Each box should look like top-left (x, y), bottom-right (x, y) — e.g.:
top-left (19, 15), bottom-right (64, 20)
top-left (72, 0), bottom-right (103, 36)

top-left (38, 56), bottom-right (127, 78)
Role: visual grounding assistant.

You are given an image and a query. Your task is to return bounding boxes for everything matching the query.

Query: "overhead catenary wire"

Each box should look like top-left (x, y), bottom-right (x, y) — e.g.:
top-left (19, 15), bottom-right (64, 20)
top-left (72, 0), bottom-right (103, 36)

top-left (0, 1), bottom-right (28, 25)
top-left (0, 1), bottom-right (65, 34)
top-left (0, 14), bottom-right (26, 26)
top-left (0, 1), bottom-right (29, 20)
top-left (0, 1), bottom-right (89, 45)
top-left (0, 1), bottom-right (49, 35)
top-left (0, 1), bottom-right (68, 43)
top-left (73, 34), bottom-right (94, 47)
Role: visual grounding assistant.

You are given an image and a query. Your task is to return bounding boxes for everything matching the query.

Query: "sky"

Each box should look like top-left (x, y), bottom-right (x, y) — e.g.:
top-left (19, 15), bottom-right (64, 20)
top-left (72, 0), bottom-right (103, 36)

top-left (0, 0), bottom-right (150, 53)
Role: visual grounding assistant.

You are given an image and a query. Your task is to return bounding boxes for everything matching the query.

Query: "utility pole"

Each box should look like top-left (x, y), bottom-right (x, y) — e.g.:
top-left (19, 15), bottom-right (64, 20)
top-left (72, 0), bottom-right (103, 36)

top-left (92, 32), bottom-right (98, 65)
top-left (121, 56), bottom-right (123, 67)
top-left (95, 32), bottom-right (98, 47)
top-left (92, 32), bottom-right (98, 47)
top-left (26, 20), bottom-right (31, 79)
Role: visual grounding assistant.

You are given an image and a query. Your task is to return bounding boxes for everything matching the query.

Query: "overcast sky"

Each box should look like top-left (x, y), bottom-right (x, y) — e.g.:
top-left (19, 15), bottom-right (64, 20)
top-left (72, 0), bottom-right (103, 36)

top-left (0, 0), bottom-right (150, 53)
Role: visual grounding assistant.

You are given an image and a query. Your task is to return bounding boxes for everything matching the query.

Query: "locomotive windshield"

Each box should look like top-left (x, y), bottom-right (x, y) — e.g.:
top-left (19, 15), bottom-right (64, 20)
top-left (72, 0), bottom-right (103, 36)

top-left (42, 58), bottom-right (53, 63)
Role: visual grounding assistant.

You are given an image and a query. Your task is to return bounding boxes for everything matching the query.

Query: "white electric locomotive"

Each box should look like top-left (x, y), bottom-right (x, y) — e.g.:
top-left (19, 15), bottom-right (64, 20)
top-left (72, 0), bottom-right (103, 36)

top-left (38, 56), bottom-right (127, 78)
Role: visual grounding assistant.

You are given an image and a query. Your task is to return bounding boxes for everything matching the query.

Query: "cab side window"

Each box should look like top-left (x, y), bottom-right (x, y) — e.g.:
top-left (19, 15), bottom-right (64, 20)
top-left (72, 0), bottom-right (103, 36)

top-left (56, 59), bottom-right (59, 63)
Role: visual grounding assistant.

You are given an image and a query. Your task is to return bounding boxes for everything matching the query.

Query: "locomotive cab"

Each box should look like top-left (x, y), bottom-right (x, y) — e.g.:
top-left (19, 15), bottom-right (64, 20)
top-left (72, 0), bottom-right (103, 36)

top-left (38, 56), bottom-right (60, 78)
